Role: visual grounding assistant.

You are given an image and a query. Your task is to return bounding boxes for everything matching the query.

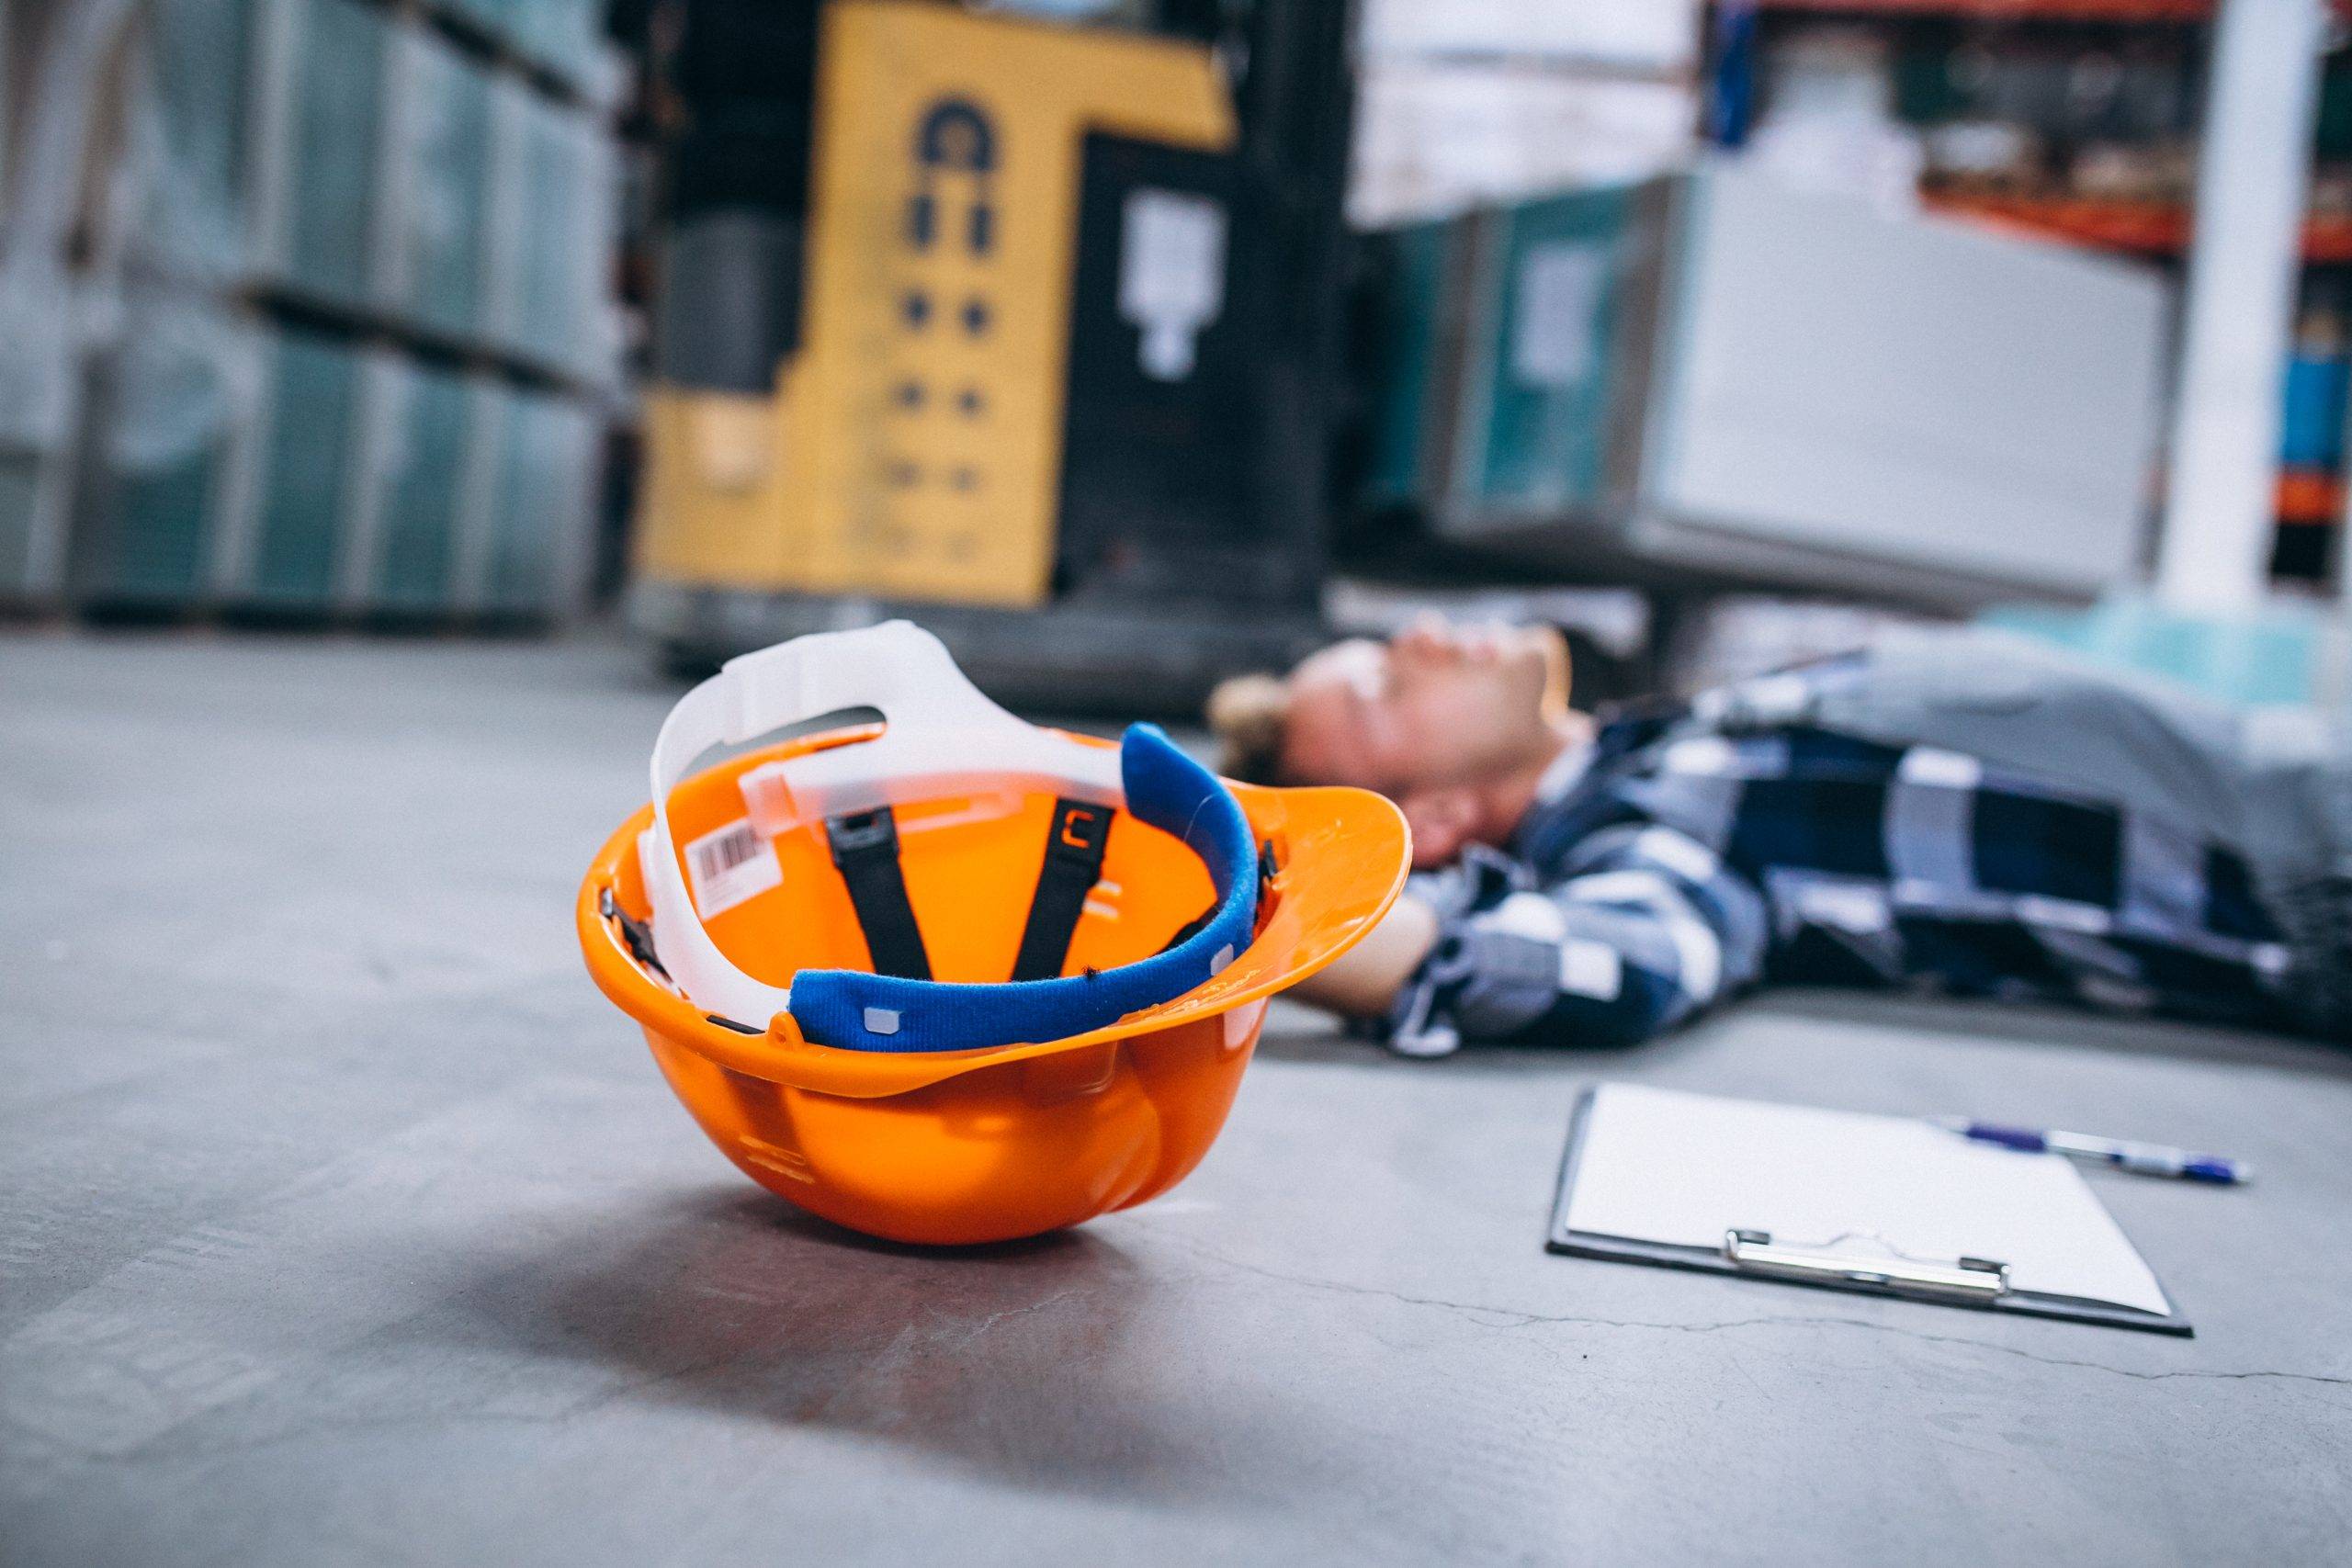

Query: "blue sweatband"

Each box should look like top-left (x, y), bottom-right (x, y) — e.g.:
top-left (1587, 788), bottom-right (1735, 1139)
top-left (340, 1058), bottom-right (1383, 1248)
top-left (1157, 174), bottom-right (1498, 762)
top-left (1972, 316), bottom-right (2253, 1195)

top-left (787, 724), bottom-right (1257, 1052)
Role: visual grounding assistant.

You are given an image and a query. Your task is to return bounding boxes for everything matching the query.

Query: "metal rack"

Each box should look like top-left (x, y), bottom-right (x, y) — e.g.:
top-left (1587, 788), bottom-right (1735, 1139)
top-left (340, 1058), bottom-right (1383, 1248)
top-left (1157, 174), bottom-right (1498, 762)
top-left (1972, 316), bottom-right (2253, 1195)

top-left (2, 0), bottom-right (621, 625)
top-left (1705, 0), bottom-right (2352, 591)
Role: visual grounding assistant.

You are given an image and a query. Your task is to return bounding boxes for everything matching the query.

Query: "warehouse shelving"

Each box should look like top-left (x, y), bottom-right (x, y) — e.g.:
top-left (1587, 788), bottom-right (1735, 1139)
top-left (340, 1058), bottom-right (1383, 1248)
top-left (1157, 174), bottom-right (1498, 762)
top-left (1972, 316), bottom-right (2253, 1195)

top-left (1709, 0), bottom-right (2352, 590)
top-left (56, 0), bottom-right (623, 626)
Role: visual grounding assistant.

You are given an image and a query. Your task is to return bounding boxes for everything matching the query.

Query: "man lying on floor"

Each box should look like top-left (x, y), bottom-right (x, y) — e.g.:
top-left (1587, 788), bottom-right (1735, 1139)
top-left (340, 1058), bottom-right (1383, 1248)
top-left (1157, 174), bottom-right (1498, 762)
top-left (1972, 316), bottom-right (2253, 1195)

top-left (1207, 620), bottom-right (2352, 1056)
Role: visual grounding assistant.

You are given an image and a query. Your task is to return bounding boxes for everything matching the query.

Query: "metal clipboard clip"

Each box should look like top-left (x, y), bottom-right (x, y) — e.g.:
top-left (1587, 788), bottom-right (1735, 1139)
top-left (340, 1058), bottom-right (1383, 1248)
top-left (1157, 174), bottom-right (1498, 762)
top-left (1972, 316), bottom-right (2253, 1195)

top-left (1723, 1229), bottom-right (2011, 1303)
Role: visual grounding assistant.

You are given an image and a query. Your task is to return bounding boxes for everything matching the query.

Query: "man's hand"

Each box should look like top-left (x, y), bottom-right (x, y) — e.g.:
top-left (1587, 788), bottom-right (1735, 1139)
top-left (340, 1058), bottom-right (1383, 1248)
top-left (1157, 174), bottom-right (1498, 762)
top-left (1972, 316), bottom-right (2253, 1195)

top-left (1289, 894), bottom-right (1441, 1019)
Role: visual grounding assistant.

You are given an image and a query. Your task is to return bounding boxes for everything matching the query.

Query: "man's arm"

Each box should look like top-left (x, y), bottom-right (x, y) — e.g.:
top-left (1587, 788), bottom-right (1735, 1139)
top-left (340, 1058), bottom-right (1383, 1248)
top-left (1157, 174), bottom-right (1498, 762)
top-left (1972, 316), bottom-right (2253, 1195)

top-left (1296, 824), bottom-right (1770, 1055)
top-left (1290, 894), bottom-right (1442, 1016)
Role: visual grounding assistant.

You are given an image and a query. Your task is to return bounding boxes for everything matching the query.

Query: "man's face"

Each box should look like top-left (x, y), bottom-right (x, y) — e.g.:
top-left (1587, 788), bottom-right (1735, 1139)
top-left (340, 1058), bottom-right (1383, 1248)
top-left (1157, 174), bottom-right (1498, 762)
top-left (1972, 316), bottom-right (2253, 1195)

top-left (1279, 621), bottom-right (1561, 794)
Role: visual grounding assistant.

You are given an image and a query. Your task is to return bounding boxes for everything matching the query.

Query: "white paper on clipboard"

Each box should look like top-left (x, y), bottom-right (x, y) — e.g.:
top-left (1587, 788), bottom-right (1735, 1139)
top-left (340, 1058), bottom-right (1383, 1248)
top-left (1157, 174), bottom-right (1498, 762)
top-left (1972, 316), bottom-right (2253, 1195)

top-left (1561, 1084), bottom-right (2172, 1317)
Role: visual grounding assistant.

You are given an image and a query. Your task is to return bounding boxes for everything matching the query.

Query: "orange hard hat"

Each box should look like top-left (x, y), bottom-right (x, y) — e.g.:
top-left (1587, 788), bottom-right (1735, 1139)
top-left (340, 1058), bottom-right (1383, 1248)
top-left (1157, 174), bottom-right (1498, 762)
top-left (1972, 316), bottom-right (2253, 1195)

top-left (579, 622), bottom-right (1409, 1245)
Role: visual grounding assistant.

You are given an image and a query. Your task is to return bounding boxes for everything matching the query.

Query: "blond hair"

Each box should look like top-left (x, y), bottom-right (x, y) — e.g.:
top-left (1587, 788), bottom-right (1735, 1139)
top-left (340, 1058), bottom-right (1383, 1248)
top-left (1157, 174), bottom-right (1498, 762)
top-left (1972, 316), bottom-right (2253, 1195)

top-left (1205, 671), bottom-right (1292, 785)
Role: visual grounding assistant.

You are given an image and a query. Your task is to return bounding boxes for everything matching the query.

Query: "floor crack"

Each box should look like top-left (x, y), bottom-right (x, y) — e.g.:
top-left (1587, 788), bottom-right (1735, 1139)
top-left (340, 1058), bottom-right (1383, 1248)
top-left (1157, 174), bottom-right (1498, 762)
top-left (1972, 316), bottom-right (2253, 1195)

top-left (936, 1288), bottom-right (1084, 1350)
top-left (1145, 1230), bottom-right (2352, 1391)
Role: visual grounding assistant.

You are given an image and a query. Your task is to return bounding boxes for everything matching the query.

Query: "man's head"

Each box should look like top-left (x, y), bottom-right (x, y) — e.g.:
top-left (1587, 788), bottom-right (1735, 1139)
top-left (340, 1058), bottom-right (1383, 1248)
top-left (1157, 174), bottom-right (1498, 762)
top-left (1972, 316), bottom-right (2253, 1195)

top-left (1208, 620), bottom-right (1575, 868)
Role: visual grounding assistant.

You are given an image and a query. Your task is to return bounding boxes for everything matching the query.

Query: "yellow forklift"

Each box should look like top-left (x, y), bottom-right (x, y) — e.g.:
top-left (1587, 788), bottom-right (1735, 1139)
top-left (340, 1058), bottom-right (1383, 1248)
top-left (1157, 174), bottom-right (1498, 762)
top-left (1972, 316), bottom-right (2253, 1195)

top-left (632, 0), bottom-right (1354, 706)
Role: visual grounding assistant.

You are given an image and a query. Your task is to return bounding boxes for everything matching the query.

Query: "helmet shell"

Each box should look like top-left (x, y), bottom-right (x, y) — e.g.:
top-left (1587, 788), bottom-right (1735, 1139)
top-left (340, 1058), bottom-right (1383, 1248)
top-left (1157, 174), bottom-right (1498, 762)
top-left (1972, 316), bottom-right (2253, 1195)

top-left (579, 730), bottom-right (1408, 1245)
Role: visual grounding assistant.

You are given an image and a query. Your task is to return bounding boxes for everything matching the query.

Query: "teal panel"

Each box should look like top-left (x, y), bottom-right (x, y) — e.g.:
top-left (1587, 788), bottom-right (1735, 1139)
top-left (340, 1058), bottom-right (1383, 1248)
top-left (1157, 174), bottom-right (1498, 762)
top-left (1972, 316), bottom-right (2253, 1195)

top-left (435, 0), bottom-right (510, 32)
top-left (435, 0), bottom-right (592, 75)
top-left (486, 392), bottom-right (550, 613)
top-left (283, 0), bottom-right (387, 306)
top-left (513, 96), bottom-right (610, 380)
top-left (105, 457), bottom-right (217, 598)
top-left (141, 0), bottom-right (259, 283)
top-left (87, 303), bottom-right (258, 604)
top-left (1358, 220), bottom-right (1455, 512)
top-left (375, 362), bottom-right (471, 609)
top-left (485, 388), bottom-right (596, 614)
top-left (1984, 599), bottom-right (2331, 711)
top-left (1473, 185), bottom-right (1637, 514)
top-left (505, 0), bottom-right (605, 93)
top-left (433, 0), bottom-right (513, 40)
top-left (248, 330), bottom-right (359, 604)
top-left (397, 33), bottom-right (494, 340)
top-left (0, 454), bottom-right (44, 596)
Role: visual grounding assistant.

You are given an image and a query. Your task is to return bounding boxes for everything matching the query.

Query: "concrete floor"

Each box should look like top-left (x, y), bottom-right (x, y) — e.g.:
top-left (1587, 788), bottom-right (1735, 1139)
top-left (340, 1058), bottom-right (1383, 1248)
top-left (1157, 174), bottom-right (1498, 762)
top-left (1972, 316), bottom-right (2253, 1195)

top-left (3, 628), bottom-right (2348, 1567)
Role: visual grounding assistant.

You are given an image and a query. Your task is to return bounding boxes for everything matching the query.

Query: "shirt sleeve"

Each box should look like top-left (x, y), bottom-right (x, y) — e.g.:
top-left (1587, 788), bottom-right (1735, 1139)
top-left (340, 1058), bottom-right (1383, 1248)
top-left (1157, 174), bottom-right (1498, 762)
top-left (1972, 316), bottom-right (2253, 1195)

top-left (1377, 825), bottom-right (1770, 1056)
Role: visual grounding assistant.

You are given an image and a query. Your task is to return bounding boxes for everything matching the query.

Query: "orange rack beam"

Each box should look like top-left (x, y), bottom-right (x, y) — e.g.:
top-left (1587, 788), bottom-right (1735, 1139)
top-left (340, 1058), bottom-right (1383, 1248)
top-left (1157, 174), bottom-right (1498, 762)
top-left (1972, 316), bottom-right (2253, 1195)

top-left (2278, 470), bottom-right (2344, 526)
top-left (1753, 0), bottom-right (2213, 19)
top-left (1751, 1), bottom-right (2352, 24)
top-left (1924, 194), bottom-right (2352, 263)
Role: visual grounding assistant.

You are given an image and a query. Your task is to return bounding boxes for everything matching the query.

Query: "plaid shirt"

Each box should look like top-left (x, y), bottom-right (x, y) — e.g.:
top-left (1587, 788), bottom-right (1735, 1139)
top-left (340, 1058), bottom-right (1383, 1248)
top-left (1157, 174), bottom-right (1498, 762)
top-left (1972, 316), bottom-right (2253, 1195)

top-left (1380, 662), bottom-right (2298, 1057)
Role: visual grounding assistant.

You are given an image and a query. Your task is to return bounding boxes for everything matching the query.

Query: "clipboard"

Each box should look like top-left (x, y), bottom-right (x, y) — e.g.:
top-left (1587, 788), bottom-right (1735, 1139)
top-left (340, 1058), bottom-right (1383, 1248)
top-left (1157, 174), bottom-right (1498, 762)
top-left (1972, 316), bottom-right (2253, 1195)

top-left (1546, 1085), bottom-right (2191, 1337)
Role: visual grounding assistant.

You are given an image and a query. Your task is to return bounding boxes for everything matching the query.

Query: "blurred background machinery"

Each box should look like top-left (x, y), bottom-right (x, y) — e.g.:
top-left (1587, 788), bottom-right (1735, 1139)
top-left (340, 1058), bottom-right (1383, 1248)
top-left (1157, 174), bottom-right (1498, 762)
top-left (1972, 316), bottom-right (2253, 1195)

top-left (628, 0), bottom-right (1353, 705)
top-left (1356, 160), bottom-right (2168, 607)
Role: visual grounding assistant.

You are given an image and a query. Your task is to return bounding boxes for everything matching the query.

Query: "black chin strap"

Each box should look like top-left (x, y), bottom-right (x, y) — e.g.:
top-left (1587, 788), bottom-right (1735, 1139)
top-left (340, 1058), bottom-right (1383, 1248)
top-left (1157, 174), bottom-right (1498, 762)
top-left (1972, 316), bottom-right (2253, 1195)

top-left (825, 807), bottom-right (933, 979)
top-left (826, 799), bottom-right (1247, 987)
top-left (1009, 798), bottom-right (1113, 981)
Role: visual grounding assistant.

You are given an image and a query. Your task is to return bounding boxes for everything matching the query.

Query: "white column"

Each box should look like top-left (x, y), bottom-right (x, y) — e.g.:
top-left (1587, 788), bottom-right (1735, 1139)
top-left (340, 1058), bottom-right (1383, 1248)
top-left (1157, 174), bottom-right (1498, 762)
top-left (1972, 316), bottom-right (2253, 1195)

top-left (2155, 0), bottom-right (2327, 614)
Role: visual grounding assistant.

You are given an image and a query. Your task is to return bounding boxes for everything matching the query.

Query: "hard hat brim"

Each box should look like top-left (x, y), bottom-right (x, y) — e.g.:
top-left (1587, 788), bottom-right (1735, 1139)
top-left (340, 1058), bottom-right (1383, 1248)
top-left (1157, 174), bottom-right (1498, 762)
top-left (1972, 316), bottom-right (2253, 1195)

top-left (580, 779), bottom-right (1410, 1099)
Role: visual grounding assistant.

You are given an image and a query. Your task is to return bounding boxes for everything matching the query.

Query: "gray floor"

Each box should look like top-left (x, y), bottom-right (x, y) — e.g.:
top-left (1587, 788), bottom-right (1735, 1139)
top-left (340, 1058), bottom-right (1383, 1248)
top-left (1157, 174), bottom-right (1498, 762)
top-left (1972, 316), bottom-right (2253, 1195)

top-left (3, 628), bottom-right (2348, 1568)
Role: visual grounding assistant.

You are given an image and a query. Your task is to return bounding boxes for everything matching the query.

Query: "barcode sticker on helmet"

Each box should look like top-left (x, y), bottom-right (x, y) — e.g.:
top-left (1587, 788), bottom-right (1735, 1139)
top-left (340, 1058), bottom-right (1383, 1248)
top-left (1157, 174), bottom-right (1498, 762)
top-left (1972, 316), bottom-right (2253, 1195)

top-left (684, 818), bottom-right (780, 919)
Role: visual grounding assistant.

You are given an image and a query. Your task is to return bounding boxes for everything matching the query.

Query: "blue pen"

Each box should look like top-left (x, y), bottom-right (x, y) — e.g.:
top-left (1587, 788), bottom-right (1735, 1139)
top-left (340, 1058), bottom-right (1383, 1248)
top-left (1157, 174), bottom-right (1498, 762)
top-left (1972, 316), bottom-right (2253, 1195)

top-left (1933, 1118), bottom-right (2250, 1185)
